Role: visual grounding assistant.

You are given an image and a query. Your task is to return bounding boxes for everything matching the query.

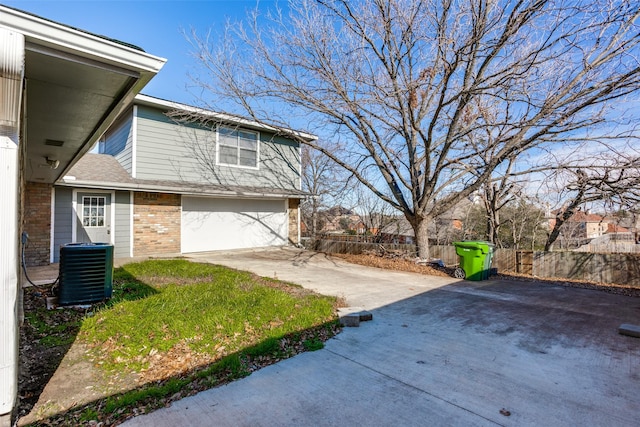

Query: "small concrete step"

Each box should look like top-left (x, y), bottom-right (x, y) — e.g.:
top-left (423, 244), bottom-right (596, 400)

top-left (619, 324), bottom-right (640, 338)
top-left (338, 307), bottom-right (373, 327)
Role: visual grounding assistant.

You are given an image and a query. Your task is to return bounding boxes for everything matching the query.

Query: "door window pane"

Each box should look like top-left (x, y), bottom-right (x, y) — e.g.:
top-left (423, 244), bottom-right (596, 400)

top-left (82, 196), bottom-right (106, 228)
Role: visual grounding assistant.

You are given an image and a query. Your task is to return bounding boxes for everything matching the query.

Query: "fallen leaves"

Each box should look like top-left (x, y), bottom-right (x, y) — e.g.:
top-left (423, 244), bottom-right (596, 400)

top-left (332, 253), bottom-right (451, 277)
top-left (138, 341), bottom-right (205, 383)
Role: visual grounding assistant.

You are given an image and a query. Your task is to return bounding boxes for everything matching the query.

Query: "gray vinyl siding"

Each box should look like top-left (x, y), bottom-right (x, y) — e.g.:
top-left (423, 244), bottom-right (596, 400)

top-left (114, 191), bottom-right (131, 258)
top-left (100, 108), bottom-right (134, 174)
top-left (53, 187), bottom-right (73, 263)
top-left (134, 105), bottom-right (301, 190)
top-left (54, 188), bottom-right (131, 261)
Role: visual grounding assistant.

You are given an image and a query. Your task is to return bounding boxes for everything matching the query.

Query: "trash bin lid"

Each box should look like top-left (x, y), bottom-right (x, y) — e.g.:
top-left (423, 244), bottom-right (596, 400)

top-left (452, 241), bottom-right (493, 253)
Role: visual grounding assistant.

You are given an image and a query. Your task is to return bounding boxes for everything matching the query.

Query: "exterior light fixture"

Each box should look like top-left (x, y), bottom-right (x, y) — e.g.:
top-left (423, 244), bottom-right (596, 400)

top-left (45, 157), bottom-right (60, 169)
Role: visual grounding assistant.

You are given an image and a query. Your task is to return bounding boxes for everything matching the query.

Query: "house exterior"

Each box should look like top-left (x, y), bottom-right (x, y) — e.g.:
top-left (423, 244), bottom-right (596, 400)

top-left (23, 95), bottom-right (312, 266)
top-left (572, 211), bottom-right (608, 239)
top-left (1, 5), bottom-right (165, 423)
top-left (379, 218), bottom-right (415, 244)
top-left (546, 209), bottom-right (640, 251)
top-left (548, 210), bottom-right (608, 240)
top-left (377, 199), bottom-right (473, 245)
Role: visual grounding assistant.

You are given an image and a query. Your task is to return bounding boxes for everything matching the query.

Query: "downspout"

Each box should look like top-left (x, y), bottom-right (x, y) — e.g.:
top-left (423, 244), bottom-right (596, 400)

top-left (0, 28), bottom-right (25, 424)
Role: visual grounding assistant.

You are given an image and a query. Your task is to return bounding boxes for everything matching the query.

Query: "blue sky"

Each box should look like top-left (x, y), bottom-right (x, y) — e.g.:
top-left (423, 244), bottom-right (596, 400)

top-left (3, 0), bottom-right (270, 105)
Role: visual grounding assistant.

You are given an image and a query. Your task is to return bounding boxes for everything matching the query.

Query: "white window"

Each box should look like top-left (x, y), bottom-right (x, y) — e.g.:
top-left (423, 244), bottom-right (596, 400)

top-left (82, 196), bottom-right (106, 227)
top-left (217, 126), bottom-right (259, 168)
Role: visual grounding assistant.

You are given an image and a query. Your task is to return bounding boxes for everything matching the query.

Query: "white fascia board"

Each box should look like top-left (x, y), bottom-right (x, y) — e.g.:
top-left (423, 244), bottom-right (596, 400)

top-left (0, 5), bottom-right (166, 73)
top-left (56, 180), bottom-right (306, 199)
top-left (134, 94), bottom-right (318, 142)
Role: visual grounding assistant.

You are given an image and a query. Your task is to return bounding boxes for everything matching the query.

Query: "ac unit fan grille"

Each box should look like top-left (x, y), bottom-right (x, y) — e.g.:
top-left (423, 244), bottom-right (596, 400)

top-left (58, 243), bottom-right (114, 305)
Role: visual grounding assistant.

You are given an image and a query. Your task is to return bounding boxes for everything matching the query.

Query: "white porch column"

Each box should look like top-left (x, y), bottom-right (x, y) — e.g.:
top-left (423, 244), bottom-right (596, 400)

top-left (0, 28), bottom-right (25, 425)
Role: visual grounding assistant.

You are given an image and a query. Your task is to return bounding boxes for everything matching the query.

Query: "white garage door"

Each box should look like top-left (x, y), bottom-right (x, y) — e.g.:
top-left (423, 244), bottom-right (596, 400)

top-left (181, 197), bottom-right (288, 253)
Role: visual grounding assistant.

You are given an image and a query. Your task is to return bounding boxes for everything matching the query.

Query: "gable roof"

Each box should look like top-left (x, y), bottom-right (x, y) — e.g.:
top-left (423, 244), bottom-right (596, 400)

top-left (135, 94), bottom-right (317, 142)
top-left (570, 211), bottom-right (605, 223)
top-left (550, 209), bottom-right (605, 223)
top-left (607, 223), bottom-right (630, 233)
top-left (63, 153), bottom-right (135, 184)
top-left (59, 153), bottom-right (306, 199)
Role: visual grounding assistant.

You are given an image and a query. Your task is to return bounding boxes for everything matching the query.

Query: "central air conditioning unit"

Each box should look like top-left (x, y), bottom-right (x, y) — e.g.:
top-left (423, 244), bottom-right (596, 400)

top-left (58, 243), bottom-right (114, 305)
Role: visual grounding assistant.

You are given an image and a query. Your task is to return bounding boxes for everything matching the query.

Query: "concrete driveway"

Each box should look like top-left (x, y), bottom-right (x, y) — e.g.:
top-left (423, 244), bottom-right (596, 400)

top-left (123, 247), bottom-right (640, 426)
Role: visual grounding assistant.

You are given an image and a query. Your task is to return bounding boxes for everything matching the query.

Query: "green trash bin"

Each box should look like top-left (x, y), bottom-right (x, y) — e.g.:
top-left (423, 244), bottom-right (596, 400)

top-left (482, 243), bottom-right (495, 280)
top-left (452, 241), bottom-right (494, 281)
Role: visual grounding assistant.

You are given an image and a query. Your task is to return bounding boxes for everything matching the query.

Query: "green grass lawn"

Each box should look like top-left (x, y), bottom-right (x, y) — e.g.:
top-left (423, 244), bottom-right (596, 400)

top-left (24, 259), bottom-right (340, 425)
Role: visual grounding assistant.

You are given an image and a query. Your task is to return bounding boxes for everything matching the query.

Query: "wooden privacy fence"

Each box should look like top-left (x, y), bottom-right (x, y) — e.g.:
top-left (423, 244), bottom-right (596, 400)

top-left (314, 241), bottom-right (518, 273)
top-left (314, 240), bottom-right (417, 256)
top-left (314, 239), bottom-right (640, 287)
top-left (532, 252), bottom-right (640, 287)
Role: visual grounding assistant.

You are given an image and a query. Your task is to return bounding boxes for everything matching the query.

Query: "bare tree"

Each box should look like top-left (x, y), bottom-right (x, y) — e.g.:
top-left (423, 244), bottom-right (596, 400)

top-left (544, 157), bottom-right (640, 250)
top-left (503, 196), bottom-right (547, 249)
top-left (481, 157), bottom-right (520, 245)
top-left (301, 144), bottom-right (346, 239)
top-left (353, 184), bottom-right (398, 239)
top-left (188, 0), bottom-right (640, 258)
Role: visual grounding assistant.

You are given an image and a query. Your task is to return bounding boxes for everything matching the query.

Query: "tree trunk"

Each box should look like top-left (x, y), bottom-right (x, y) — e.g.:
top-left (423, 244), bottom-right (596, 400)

top-left (486, 210), bottom-right (499, 245)
top-left (544, 206), bottom-right (580, 251)
top-left (544, 227), bottom-right (560, 251)
top-left (311, 199), bottom-right (318, 239)
top-left (414, 217), bottom-right (431, 260)
top-left (484, 186), bottom-right (500, 245)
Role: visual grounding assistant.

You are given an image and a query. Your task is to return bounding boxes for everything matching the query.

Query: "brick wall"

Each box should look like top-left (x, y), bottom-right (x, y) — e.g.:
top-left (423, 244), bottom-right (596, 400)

top-left (288, 198), bottom-right (300, 245)
top-left (23, 182), bottom-right (52, 266)
top-left (133, 192), bottom-right (181, 256)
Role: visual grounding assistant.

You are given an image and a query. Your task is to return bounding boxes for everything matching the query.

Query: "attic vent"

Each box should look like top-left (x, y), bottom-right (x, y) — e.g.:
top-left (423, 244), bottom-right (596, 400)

top-left (45, 139), bottom-right (64, 146)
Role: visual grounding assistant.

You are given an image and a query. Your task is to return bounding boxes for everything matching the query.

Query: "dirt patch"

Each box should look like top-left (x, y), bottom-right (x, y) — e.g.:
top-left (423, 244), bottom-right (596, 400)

top-left (18, 287), bottom-right (82, 420)
top-left (18, 288), bottom-right (139, 425)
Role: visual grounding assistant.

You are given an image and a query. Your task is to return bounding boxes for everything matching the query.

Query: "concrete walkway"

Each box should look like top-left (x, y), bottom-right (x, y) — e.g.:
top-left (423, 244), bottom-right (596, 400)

top-left (122, 247), bottom-right (640, 427)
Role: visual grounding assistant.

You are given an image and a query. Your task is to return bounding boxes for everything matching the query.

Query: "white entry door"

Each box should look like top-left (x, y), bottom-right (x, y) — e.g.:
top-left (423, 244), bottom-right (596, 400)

top-left (76, 193), bottom-right (112, 243)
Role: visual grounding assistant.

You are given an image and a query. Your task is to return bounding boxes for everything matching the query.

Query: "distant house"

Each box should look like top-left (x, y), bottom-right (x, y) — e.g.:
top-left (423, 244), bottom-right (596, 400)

top-left (376, 199), bottom-right (473, 245)
top-left (571, 211), bottom-right (608, 239)
top-left (547, 209), bottom-right (640, 251)
top-left (548, 210), bottom-right (608, 240)
top-left (379, 218), bottom-right (415, 244)
top-left (24, 94), bottom-right (314, 265)
top-left (352, 221), bottom-right (367, 235)
top-left (607, 223), bottom-right (630, 234)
